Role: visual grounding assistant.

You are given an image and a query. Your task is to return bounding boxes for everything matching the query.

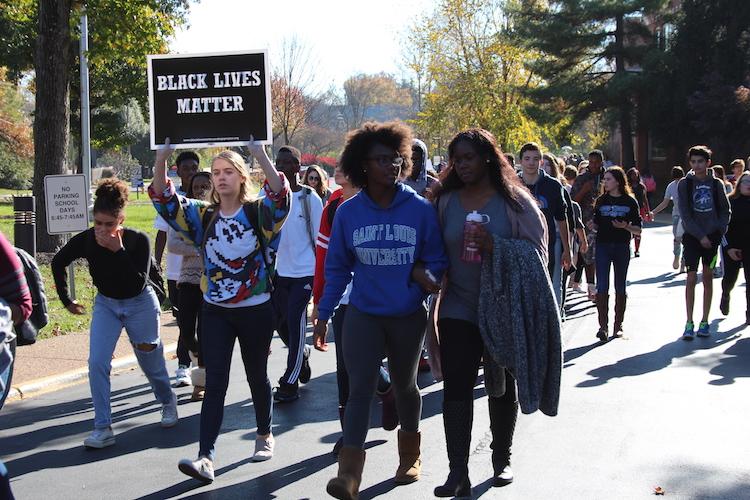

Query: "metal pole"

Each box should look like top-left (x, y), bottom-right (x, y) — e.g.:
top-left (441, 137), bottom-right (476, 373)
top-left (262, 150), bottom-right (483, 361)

top-left (80, 12), bottom-right (92, 210)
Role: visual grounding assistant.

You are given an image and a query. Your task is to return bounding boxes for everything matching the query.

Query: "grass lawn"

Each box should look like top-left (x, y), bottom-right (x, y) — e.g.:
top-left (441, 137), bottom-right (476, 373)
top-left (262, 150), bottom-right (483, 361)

top-left (0, 201), bottom-right (166, 339)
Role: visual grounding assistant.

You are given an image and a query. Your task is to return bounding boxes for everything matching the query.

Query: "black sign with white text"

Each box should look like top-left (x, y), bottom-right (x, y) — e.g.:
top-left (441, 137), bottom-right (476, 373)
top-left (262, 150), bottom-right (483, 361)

top-left (148, 51), bottom-right (271, 149)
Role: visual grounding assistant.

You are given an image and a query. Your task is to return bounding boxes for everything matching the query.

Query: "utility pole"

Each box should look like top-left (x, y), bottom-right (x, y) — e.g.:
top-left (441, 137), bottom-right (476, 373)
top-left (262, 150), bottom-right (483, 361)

top-left (80, 10), bottom-right (92, 209)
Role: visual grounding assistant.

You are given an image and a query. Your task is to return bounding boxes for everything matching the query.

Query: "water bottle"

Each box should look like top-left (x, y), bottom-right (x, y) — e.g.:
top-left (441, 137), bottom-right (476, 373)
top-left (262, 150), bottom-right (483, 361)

top-left (461, 211), bottom-right (490, 263)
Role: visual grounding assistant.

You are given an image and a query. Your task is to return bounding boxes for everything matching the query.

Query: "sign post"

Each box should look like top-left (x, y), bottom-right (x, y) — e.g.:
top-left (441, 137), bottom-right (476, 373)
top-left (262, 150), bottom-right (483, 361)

top-left (147, 50), bottom-right (272, 149)
top-left (44, 174), bottom-right (90, 301)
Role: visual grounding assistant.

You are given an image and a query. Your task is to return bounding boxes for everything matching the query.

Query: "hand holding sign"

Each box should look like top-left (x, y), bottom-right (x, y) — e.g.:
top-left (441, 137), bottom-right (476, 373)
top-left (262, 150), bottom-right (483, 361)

top-left (155, 137), bottom-right (176, 166)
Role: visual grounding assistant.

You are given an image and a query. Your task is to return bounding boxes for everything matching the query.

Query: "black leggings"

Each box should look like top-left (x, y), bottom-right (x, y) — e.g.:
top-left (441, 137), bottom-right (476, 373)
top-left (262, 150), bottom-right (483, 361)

top-left (721, 246), bottom-right (750, 311)
top-left (177, 283), bottom-right (203, 366)
top-left (437, 317), bottom-right (517, 403)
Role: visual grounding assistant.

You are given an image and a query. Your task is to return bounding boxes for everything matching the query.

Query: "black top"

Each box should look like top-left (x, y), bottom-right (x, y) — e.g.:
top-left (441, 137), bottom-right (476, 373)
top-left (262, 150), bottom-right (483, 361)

top-left (594, 193), bottom-right (642, 244)
top-left (51, 227), bottom-right (151, 306)
top-left (522, 170), bottom-right (567, 247)
top-left (726, 195), bottom-right (750, 250)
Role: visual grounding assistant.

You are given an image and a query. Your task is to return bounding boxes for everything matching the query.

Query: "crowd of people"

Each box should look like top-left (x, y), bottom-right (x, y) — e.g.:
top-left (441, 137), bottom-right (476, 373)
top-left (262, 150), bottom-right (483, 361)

top-left (3, 120), bottom-right (740, 499)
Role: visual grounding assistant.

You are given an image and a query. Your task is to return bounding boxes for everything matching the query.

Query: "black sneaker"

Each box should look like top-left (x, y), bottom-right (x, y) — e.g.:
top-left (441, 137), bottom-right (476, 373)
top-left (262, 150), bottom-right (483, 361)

top-left (720, 294), bottom-right (730, 315)
top-left (273, 382), bottom-right (299, 403)
top-left (299, 345), bottom-right (311, 384)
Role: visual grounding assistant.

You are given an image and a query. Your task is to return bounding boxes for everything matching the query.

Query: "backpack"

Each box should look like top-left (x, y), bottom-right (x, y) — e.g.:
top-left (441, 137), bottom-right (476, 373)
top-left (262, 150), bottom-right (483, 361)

top-left (201, 202), bottom-right (275, 291)
top-left (147, 255), bottom-right (167, 306)
top-left (298, 186), bottom-right (317, 254)
top-left (14, 247), bottom-right (49, 346)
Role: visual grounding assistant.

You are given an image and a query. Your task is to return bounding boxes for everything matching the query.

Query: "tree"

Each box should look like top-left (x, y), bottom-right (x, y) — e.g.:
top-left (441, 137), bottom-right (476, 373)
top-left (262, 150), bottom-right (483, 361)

top-left (647, 0), bottom-right (750, 164)
top-left (0, 1), bottom-right (191, 250)
top-left (404, 0), bottom-right (560, 155)
top-left (512, 0), bottom-right (667, 167)
top-left (342, 73), bottom-right (412, 129)
top-left (271, 37), bottom-right (324, 146)
top-left (0, 67), bottom-right (34, 188)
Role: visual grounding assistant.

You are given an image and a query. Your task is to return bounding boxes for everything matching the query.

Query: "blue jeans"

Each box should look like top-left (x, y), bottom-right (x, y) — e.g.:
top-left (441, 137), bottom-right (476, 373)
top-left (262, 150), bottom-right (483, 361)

top-left (595, 242), bottom-right (631, 294)
top-left (89, 287), bottom-right (173, 429)
top-left (199, 301), bottom-right (274, 461)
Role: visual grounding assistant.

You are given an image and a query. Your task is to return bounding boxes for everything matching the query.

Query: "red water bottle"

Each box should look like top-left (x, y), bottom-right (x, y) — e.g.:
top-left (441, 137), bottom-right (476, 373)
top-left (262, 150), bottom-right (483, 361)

top-left (461, 210), bottom-right (489, 263)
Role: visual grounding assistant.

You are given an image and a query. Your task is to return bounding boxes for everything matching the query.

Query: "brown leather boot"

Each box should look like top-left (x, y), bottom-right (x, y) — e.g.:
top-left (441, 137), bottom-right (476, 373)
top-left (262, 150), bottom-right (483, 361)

top-left (613, 294), bottom-right (627, 337)
top-left (327, 446), bottom-right (366, 500)
top-left (394, 430), bottom-right (421, 484)
top-left (596, 293), bottom-right (609, 342)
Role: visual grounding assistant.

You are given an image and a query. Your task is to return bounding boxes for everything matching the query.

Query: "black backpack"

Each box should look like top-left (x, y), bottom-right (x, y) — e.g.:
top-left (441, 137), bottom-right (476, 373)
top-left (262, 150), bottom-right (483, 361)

top-left (14, 248), bottom-right (49, 346)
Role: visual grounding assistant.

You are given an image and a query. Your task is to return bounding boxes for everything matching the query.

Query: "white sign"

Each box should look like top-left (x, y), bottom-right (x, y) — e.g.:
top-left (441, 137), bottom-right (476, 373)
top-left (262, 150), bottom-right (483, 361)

top-left (44, 174), bottom-right (89, 234)
top-left (131, 169), bottom-right (143, 188)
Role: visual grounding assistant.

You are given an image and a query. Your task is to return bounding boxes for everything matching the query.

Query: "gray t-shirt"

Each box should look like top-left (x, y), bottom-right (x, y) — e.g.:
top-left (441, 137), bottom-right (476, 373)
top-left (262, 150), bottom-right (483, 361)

top-left (439, 192), bottom-right (511, 325)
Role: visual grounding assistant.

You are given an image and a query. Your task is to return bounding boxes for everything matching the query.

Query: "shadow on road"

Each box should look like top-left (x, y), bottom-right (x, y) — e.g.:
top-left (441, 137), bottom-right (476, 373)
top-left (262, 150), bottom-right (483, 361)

top-left (708, 336), bottom-right (750, 385)
top-left (576, 321), bottom-right (745, 387)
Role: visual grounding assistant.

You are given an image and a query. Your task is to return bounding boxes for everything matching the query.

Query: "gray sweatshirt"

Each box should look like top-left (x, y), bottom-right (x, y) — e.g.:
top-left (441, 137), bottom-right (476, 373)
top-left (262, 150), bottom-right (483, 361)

top-left (677, 170), bottom-right (731, 240)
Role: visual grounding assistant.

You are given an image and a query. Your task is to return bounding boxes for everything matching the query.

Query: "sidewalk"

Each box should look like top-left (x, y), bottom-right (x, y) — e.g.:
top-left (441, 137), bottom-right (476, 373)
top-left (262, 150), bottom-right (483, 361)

top-left (7, 315), bottom-right (180, 401)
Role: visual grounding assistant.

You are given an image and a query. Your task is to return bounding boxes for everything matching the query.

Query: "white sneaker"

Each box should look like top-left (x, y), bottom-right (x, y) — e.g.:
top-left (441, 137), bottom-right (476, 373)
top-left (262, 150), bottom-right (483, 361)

top-left (161, 393), bottom-right (179, 428)
top-left (175, 366), bottom-right (191, 387)
top-left (84, 427), bottom-right (115, 449)
top-left (178, 456), bottom-right (214, 483)
top-left (252, 433), bottom-right (275, 462)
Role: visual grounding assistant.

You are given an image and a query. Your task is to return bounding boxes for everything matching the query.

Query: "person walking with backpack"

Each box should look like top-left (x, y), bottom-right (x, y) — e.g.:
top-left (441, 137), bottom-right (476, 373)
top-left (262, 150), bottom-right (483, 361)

top-left (150, 139), bottom-right (290, 483)
top-left (719, 171), bottom-right (750, 325)
top-left (677, 146), bottom-right (731, 340)
top-left (626, 168), bottom-right (652, 258)
top-left (167, 172), bottom-right (212, 401)
top-left (52, 179), bottom-right (178, 449)
top-left (313, 121), bottom-right (448, 500)
top-left (652, 166), bottom-right (686, 272)
top-left (272, 146), bottom-right (323, 404)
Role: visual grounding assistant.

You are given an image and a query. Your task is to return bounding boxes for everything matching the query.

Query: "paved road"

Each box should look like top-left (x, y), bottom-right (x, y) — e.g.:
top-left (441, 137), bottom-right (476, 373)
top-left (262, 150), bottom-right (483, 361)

top-left (1, 221), bottom-right (749, 499)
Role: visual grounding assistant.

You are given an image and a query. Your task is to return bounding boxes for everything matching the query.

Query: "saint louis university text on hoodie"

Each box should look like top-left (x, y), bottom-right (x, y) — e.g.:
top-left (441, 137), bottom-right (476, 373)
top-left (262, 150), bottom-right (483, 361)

top-left (316, 183), bottom-right (448, 323)
top-left (676, 170), bottom-right (731, 240)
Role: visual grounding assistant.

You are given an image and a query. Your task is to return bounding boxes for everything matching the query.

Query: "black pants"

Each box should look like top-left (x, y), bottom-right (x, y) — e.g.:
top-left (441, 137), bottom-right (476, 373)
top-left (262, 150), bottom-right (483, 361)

top-left (272, 275), bottom-right (313, 385)
top-left (177, 283), bottom-right (203, 366)
top-left (199, 301), bottom-right (274, 461)
top-left (721, 246), bottom-right (750, 312)
top-left (438, 318), bottom-right (517, 403)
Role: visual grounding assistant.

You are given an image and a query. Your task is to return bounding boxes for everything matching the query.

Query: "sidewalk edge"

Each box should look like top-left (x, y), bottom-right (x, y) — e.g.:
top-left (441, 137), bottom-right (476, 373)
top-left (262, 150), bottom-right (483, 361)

top-left (6, 341), bottom-right (178, 403)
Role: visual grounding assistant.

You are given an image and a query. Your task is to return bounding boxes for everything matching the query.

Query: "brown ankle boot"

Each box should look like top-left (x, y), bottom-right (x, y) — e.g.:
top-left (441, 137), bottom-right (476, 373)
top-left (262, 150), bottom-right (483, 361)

top-left (595, 293), bottom-right (609, 342)
top-left (613, 294), bottom-right (627, 337)
top-left (394, 430), bottom-right (421, 484)
top-left (327, 446), bottom-right (366, 500)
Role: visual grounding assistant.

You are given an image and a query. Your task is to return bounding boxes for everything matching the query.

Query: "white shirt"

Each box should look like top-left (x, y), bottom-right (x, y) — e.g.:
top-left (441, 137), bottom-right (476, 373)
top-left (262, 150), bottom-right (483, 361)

top-left (664, 180), bottom-right (680, 217)
top-left (276, 188), bottom-right (322, 278)
top-left (154, 215), bottom-right (183, 281)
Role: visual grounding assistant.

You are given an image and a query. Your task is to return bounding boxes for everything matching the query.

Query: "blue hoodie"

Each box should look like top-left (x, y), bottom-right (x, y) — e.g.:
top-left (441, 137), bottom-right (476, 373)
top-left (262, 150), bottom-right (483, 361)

top-left (317, 183), bottom-right (448, 322)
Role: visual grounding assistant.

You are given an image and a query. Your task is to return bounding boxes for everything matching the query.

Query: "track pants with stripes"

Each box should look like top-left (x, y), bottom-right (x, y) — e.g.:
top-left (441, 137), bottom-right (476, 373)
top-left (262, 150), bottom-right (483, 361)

top-left (273, 275), bottom-right (314, 385)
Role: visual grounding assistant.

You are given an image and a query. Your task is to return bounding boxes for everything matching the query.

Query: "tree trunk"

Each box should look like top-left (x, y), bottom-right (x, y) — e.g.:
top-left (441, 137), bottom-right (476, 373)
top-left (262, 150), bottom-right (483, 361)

top-left (615, 12), bottom-right (635, 169)
top-left (33, 0), bottom-right (72, 252)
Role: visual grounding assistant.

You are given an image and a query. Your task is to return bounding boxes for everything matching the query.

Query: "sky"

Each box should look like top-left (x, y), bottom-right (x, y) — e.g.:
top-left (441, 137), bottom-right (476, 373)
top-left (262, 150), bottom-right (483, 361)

top-left (170, 0), bottom-right (434, 90)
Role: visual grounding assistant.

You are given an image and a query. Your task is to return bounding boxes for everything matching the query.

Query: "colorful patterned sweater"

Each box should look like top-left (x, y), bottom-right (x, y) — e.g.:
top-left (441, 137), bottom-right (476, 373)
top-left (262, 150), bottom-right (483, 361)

top-left (149, 174), bottom-right (290, 307)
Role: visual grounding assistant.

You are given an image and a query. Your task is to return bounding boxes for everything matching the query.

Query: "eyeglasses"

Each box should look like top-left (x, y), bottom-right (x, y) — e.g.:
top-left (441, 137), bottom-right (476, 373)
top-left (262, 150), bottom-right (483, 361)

top-left (367, 155), bottom-right (404, 167)
top-left (307, 176), bottom-right (320, 182)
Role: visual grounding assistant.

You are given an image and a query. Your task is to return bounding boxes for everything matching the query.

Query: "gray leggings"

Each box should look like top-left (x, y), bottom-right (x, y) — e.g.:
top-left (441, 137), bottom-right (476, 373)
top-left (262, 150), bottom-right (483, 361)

top-left (342, 304), bottom-right (427, 448)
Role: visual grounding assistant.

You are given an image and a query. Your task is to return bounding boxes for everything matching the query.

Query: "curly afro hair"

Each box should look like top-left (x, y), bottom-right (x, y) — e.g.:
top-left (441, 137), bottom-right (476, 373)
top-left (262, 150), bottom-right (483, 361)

top-left (93, 178), bottom-right (129, 215)
top-left (339, 121), bottom-right (413, 188)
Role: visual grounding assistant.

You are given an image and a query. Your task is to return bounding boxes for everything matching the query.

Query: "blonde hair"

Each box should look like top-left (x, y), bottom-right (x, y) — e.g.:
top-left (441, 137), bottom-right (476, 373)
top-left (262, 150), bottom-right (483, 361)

top-left (208, 150), bottom-right (256, 205)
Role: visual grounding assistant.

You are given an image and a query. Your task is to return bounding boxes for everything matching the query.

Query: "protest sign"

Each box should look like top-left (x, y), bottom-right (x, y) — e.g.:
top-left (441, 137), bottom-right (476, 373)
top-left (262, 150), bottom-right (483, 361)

top-left (148, 50), bottom-right (271, 149)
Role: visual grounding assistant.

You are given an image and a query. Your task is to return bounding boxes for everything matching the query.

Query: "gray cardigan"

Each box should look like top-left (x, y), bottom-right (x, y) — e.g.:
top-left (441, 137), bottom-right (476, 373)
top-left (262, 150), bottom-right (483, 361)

top-left (478, 236), bottom-right (562, 416)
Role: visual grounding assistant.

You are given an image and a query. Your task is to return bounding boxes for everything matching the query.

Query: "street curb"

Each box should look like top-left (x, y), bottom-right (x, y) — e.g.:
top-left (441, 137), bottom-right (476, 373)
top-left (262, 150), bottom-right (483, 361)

top-left (6, 341), bottom-right (178, 403)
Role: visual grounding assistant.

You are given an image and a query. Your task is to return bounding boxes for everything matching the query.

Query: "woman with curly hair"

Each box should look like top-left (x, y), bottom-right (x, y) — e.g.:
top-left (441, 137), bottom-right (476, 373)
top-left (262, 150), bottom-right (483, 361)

top-left (431, 129), bottom-right (549, 496)
top-left (303, 164), bottom-right (333, 204)
top-left (313, 121), bottom-right (448, 499)
top-left (51, 178), bottom-right (178, 450)
top-left (592, 166), bottom-right (642, 341)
